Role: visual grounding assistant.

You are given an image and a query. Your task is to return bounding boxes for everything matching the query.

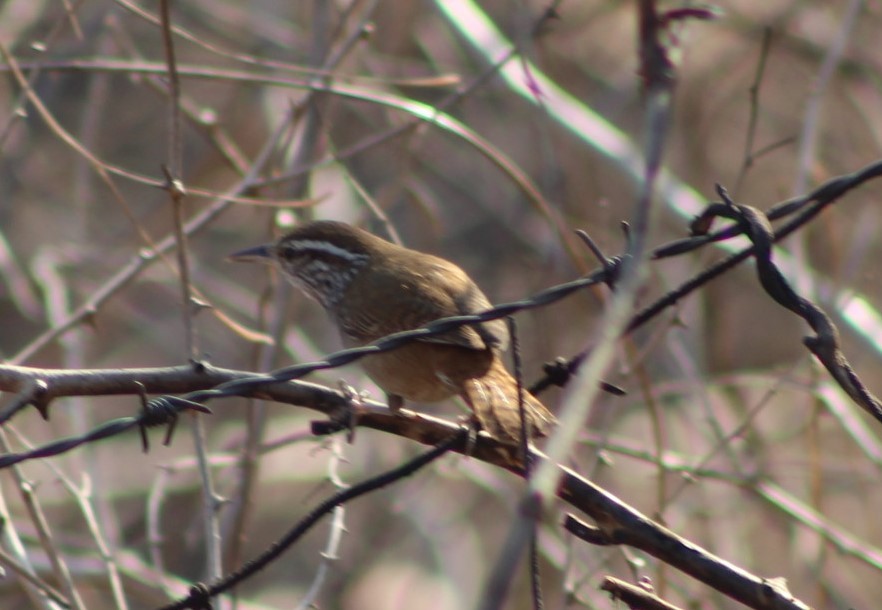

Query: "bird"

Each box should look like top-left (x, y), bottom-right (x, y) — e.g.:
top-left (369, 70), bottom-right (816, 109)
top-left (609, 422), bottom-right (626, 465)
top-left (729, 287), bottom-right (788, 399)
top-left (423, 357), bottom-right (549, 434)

top-left (229, 220), bottom-right (556, 445)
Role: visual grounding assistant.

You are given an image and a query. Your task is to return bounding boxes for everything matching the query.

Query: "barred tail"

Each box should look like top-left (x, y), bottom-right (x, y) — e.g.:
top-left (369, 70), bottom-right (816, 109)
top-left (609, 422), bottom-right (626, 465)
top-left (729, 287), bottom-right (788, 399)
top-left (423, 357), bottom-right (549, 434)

top-left (461, 356), bottom-right (556, 444)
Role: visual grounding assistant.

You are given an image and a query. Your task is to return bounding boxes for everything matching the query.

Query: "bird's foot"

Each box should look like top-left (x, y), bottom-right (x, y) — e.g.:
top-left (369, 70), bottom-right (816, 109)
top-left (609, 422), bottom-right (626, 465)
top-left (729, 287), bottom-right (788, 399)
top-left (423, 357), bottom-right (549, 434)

top-left (454, 414), bottom-right (481, 457)
top-left (386, 393), bottom-right (404, 413)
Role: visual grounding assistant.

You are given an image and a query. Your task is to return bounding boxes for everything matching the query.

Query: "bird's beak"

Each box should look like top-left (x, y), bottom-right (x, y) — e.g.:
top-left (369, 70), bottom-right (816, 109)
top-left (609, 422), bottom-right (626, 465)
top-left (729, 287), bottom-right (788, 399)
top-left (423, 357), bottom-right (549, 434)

top-left (227, 244), bottom-right (274, 263)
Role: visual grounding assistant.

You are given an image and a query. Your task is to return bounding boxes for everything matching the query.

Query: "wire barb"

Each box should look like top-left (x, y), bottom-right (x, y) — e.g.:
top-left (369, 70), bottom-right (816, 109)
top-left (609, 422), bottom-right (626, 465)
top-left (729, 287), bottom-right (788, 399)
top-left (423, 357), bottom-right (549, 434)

top-left (137, 382), bottom-right (212, 453)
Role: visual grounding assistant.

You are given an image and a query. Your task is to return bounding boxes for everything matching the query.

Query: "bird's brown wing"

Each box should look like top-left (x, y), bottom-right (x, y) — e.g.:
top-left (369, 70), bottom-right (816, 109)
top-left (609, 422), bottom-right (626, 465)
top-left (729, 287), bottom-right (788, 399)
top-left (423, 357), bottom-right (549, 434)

top-left (338, 254), bottom-right (507, 352)
top-left (442, 265), bottom-right (509, 351)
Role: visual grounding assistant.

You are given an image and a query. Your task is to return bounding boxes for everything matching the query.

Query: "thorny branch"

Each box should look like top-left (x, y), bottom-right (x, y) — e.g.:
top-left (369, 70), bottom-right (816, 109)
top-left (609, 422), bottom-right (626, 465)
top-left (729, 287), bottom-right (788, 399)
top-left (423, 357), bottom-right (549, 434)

top-left (0, 358), bottom-right (813, 609)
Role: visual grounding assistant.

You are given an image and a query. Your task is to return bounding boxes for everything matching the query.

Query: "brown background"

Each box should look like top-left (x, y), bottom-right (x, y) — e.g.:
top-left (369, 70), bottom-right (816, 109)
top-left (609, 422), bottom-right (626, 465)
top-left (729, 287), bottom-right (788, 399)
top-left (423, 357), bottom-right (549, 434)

top-left (1, 2), bottom-right (881, 609)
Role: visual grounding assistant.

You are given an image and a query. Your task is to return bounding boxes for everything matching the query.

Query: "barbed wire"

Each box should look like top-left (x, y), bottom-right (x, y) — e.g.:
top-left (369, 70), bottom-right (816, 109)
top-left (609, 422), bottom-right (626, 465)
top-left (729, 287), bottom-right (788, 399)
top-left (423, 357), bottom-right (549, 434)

top-left (0, 259), bottom-right (616, 469)
top-left (626, 157), bottom-right (882, 335)
top-left (126, 155), bottom-right (882, 439)
top-left (2, 158), bottom-right (882, 470)
top-left (692, 184), bottom-right (882, 424)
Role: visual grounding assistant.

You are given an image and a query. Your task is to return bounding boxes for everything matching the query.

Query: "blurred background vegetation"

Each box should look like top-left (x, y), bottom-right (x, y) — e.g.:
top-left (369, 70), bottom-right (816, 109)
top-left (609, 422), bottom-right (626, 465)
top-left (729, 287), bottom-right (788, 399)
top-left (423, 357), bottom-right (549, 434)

top-left (1, 1), bottom-right (882, 609)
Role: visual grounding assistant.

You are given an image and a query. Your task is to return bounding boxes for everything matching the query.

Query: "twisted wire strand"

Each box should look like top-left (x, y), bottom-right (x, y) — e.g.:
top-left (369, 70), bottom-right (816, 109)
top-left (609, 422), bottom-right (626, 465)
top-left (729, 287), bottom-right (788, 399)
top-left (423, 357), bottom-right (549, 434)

top-left (0, 265), bottom-right (615, 469)
top-left (3, 158), bottom-right (882, 469)
top-left (692, 187), bottom-right (882, 424)
top-left (147, 265), bottom-right (618, 414)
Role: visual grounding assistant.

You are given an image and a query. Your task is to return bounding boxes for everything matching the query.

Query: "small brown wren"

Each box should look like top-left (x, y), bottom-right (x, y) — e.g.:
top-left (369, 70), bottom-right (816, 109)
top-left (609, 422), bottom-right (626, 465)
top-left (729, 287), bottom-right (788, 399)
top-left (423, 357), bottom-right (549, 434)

top-left (230, 221), bottom-right (556, 444)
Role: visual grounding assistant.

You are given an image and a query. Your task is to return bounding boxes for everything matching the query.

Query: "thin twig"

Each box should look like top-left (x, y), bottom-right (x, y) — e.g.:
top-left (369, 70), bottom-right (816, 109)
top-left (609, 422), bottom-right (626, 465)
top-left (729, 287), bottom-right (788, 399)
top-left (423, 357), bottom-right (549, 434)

top-left (733, 28), bottom-right (773, 196)
top-left (157, 430), bottom-right (466, 610)
top-left (294, 437), bottom-right (349, 610)
top-left (0, 429), bottom-right (87, 610)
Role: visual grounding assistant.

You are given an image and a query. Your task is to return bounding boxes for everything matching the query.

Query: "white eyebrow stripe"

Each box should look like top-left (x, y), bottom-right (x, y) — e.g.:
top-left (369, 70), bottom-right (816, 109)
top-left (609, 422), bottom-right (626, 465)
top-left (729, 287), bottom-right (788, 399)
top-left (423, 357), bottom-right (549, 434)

top-left (284, 239), bottom-right (367, 262)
